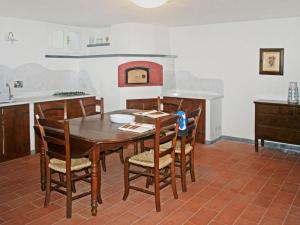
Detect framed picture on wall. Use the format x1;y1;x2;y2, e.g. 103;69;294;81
259;48;284;75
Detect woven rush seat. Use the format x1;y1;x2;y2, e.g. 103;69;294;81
160;141;193;154
129;150;172;169
49;158;91;173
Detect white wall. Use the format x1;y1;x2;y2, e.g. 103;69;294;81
78;57;175;112
0;16;80;70
0;16;110;97
0;17;174;109
169;17;300;140
110;23;170;54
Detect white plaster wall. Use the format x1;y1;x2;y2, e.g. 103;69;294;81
78;57;175;112
0;17;175;111
110;23;170;54
0;16;79;70
0;16;111;97
169;17;300;140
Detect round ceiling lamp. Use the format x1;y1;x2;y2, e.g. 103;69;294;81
130;0;169;8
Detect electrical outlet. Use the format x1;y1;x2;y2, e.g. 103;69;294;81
14;80;23;88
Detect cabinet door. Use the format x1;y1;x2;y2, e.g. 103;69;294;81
3;104;30;160
0;108;3;162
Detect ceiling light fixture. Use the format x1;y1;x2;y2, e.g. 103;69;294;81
130;0;169;8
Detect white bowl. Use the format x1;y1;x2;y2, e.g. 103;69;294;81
110;114;135;124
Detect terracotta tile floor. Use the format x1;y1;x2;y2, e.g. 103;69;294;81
1;140;300;225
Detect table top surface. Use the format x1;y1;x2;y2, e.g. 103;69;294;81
68;109;175;144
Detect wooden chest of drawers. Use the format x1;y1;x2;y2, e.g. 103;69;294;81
254;100;300;151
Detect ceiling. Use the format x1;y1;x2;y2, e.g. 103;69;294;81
0;0;300;27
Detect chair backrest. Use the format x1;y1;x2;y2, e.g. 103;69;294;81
79;97;104;117
184;107;202;147
157;97;183;113
126;98;159;110
37;101;67;120
37;117;71;163
153;116;180;167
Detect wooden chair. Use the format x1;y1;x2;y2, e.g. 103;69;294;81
123;116;180;212
157;97;183;113
36;118;101;218
36;101;67;120
79;97;104;118
36;101;68;191
160;108;201;192
78;97;124;172
126;98;159;110
141;97;183;151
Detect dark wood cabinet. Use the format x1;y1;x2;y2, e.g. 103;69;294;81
0;104;30;162
254;100;300;151
0;110;3;162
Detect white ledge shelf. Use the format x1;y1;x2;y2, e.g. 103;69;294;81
86;43;110;47
45;54;178;59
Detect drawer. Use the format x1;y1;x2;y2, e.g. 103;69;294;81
256;125;300;145
256;114;300;129
256;104;296;116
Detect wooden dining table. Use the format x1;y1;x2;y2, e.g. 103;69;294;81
35;109;176;216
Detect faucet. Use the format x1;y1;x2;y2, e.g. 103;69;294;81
6;83;13;100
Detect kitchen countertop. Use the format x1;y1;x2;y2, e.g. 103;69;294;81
0;94;95;107
162;90;223;100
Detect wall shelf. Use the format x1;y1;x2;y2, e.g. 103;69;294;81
45;53;178;59
87;43;110;47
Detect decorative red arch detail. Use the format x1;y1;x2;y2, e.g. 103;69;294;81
118;61;163;87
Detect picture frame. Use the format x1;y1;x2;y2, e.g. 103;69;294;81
259;48;284;75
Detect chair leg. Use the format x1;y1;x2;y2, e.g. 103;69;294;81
97;163;102;204
145;168;152;188
84;168;90;175
71;173;76;193
190;151;196;182
123;159;130;200
59;173;64;183
66;172;72;218
119;147;124;164
134;142;139;154
101;153;107;172
140;141;144;153
180;153;187;192
154;168;161;212
170;163;178;199
44;167;51;207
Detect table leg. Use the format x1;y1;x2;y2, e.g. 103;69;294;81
91;146;100;216
261;139;264;147
40;146;46;191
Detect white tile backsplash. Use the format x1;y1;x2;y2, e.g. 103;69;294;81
0;63;95;99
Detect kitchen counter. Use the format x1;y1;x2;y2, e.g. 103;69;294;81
162;90;223;143
0;94;95;107
162;90;223;100
0;94;96;151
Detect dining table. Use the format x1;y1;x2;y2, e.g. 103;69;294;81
35;109;177;216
